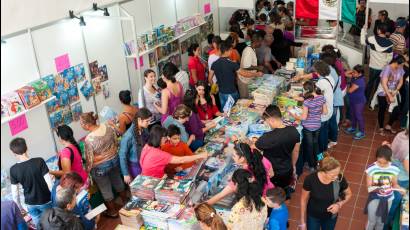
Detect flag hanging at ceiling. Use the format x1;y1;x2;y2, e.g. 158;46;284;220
341;0;356;25
296;0;339;20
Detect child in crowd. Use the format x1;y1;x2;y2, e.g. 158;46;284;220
255;13;267;31
344;65;367;140
9;138;53;227
194;203;227;230
264;187;289;230
365;145;406;230
162;104;195;146
161;125;195;176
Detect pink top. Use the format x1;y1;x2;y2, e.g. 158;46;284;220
228;157;274;196
335;59;346;90
161;83;184;124
60;144;87;184
140;145;173;178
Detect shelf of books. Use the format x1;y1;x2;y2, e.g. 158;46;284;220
1;96;56;125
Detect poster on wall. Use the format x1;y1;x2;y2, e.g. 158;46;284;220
99;65;108;82
102;82;110;99
74;63;86;83
79;80;95;100
9;114;28;136
70;101;82;121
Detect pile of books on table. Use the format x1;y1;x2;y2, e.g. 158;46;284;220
140;200;185;229
168;207;200;230
154;178;193;204
129;175;161;200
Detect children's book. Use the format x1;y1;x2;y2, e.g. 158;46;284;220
74;63;86;83
46;98;59;114
62;67;77;89
16;86;41;109
99;65;108;82
41;75;56;93
70;102;82;121
79;80;94;100
57;91;70;107
62;106;73;125
49;110;63;129
54;73;66;93
30;79;53;101
68;86;79;103
1;100;9;119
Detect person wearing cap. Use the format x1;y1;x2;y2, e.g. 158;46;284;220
390;18;407;56
373;10;395;37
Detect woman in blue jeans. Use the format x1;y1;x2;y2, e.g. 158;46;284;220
300;157;352;230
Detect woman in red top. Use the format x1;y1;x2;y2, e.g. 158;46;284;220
188;43;207;87
195;81;223;121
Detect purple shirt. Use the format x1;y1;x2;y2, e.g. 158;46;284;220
348;76;366;104
283;31;295;42
1;200;27;230
184;112;205;141
378;65;405;96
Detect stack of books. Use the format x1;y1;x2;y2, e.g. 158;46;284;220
140;200;185;229
129;175;161;200
154;178;193;204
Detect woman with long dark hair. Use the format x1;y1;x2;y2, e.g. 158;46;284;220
117;90;138;134
195;80;223;121
50;125;87;185
154;62;184;124
188;43;207;87
226;169;268;230
207;143;273;205
119;108;152;184
138;69;161;124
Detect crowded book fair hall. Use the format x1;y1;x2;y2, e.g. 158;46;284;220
1;0;409;229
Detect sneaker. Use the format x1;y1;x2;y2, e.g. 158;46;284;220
344;127;356;135
353;131;366;140
328;141;337;149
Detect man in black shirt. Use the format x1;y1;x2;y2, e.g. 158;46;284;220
255;105;300;197
208;40;263;108
9;138;52;227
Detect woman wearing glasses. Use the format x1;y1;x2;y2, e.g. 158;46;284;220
300;157;352;230
206;142;273;205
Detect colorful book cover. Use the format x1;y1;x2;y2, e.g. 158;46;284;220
62;67;77;89
73;63;85;82
46;98;59;114
68;86;79;103
49;110;63;129
16;86;41;109
92;77;102;94
102;83;110;99
79;80;94;100
99;65;108;82
30;79;53;101
89;61;99;80
57;91;70;107
41;75;56;93
62;106;73;125
54;73;66;93
70;102;82;121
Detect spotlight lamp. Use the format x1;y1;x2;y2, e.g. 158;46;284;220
92;3;110;16
69;10;86;26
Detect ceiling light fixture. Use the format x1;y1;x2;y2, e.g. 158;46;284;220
92;3;110;16
69;10;86;26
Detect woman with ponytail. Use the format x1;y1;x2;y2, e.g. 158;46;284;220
227;169;268;230
206;142;274;205
194;203;227;230
291;80;328;176
119;108;152;184
50;125;87;185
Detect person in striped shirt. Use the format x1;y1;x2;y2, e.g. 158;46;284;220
390;18;407;56
291;81;328;175
364;145;406;230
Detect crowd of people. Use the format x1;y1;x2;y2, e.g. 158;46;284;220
2;1;409;230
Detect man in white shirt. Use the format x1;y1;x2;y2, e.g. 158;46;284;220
238;32;264;98
314;61;335;154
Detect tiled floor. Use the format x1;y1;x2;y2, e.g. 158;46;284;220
97;109;398;230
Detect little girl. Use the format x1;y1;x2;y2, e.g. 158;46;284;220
291;80;327;175
344;65;366;140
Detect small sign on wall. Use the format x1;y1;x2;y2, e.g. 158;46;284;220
9;114;28;136
204;3;211;14
54;54;71;73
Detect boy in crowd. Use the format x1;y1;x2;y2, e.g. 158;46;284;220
208;40;263;108
9;138;53;227
264;187;289;230
161;125;195;176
